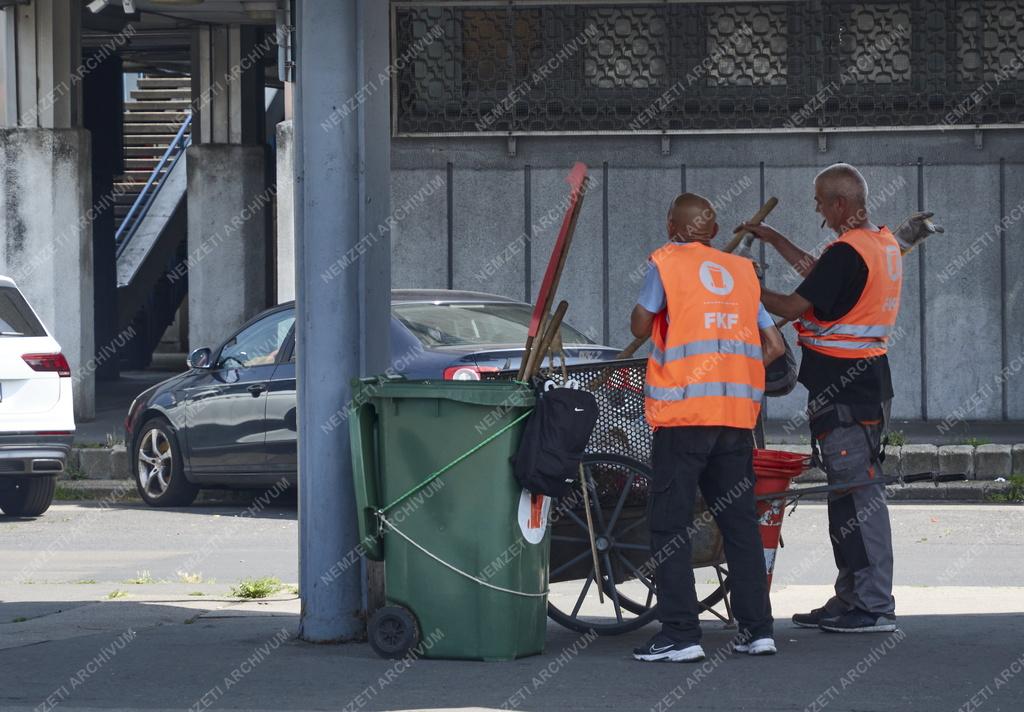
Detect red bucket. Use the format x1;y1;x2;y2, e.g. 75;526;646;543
753;449;809;588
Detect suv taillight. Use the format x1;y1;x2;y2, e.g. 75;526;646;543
23;352;71;377
443;365;499;381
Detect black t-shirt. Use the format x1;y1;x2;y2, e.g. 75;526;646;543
794;242;894;410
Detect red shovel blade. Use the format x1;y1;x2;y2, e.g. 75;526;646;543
527;162;588;337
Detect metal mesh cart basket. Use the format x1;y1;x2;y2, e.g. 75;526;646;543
488;358;732;635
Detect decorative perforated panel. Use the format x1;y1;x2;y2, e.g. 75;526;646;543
705;4;788;87
392;1;1024;134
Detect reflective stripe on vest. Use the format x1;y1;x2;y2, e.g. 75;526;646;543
645;382;765;402
796;319;893;339
650;338;763;366
797;336;886;351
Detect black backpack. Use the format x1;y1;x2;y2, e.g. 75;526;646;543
512;386;599;497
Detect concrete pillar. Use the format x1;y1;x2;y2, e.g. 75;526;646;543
83;53;123;382
0;1;94;420
295;0;391;643
275;119;294;303
187;25;272;348
186;144;269;350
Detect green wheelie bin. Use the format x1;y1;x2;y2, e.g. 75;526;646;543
349;377;550;661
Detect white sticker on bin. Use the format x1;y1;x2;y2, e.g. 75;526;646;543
517;489;551;544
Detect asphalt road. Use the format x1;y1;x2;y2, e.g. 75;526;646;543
1;501;1021;711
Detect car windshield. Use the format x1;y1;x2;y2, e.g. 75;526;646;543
393;302;593;348
0;286;45;337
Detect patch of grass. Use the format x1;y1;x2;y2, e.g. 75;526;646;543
73;579;97;584
883;430;907;447
107;589;129;599
125;570;156;585
54;484;139;502
283;584;299;596
177;571;204;584
987;475;1024;503
188;591;206;597
11;617;27;623
62;464;87;481
961;437;990;447
230;577;283;599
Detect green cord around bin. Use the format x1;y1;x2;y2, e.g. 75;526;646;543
376;408;534;515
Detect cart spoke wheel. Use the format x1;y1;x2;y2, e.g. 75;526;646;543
550;548;592;579
547;454;661;636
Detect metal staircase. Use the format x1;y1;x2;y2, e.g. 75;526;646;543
114;74;192;369
115;75;192;234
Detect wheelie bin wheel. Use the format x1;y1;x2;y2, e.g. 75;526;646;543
368;605;421;659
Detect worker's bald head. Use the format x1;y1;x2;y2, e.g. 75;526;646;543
814;163;871;233
667;193;718;244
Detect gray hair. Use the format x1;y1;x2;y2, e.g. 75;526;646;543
814;163;868;205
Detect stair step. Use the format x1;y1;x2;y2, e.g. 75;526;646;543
125;123;186;135
124;146;174;157
125;158;168;170
115;172;168;184
122;111;189;123
131;88;191;101
125;100;192;111
124;133;188;145
137;77;191;89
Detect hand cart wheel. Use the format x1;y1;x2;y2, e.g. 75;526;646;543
546;454;729;635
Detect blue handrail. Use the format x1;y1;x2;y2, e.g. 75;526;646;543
115;114;192;259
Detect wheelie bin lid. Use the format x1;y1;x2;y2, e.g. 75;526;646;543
351;377;535;408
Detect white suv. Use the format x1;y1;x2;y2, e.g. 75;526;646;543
0;276;75;517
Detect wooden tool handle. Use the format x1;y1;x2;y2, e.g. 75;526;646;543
723;196;778;254
616;335;647;359
524;300;569;380
590;334;648;390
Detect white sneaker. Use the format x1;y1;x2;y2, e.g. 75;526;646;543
733;637;777;656
633;636;706;663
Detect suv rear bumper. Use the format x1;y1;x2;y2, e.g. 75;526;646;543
0;433;73;477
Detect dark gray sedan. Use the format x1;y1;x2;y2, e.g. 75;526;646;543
125;289;618;506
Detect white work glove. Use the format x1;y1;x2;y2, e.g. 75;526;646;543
893;211;944;253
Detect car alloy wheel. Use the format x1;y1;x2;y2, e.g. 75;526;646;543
137;427;174;497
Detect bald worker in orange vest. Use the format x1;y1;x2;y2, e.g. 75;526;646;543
631;193;785;662
743;163;902;634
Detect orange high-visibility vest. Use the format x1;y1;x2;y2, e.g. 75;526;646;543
793;227;903;359
644;242;765;429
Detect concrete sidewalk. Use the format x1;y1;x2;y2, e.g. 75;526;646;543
1;587;1022;711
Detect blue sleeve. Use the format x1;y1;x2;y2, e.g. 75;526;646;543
757;303;774;329
636;262;666;313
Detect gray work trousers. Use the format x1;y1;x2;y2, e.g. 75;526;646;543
811;402;896;616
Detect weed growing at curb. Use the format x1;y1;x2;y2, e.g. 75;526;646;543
230;577;283;599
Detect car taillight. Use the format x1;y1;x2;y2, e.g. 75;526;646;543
22;352;71;377
443;365;500;381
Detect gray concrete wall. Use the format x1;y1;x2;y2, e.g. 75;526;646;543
186;143;268;350
390;130;1024;424
0;128;94;419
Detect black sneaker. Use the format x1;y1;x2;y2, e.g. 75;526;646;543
792;606;842;628
819;609;897;633
633;633;705;662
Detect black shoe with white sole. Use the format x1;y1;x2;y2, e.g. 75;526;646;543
819;609;897;633
792;606;844;629
633;633;706;663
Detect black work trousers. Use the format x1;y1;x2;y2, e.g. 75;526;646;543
649;425;773;644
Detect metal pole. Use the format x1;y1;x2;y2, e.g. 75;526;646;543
295;0;362;642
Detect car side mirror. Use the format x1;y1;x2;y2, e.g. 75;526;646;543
187;347;213;370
